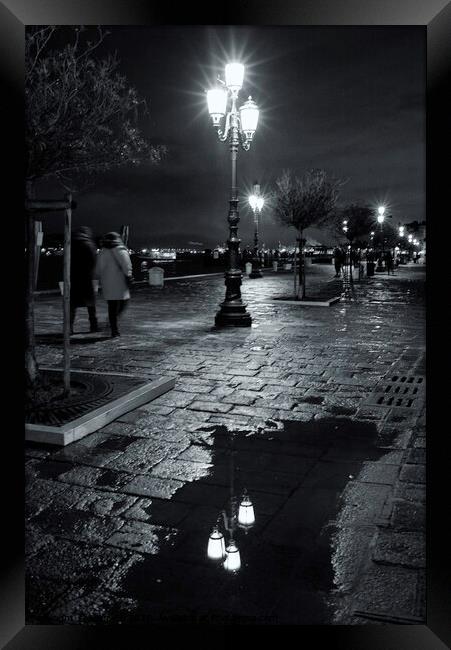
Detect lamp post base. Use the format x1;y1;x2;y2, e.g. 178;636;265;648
215;302;252;327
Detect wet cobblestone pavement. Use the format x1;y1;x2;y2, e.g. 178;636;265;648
26;263;426;624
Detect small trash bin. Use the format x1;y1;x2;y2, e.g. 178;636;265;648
273;261;278;272
245;262;252;276
366;261;375;277
283;263;292;271
148;266;164;287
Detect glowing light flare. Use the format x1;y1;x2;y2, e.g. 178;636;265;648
248;194;258;211
207;87;228;125
225;62;245;91
240;96;259;138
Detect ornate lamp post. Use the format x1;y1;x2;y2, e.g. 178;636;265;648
206;63;260;327
341;221;353;301
248;186;264;278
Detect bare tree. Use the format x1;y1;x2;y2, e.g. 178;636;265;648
25;26;165;394
333;203;375;246
273;169;343;299
372;221;399;250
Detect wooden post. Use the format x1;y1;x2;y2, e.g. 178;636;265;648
63;194;72;395
33;221;43;290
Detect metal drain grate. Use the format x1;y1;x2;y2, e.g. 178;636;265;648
389;375;424;385
376;394;415;407
25;369;145;426
369;375;425;408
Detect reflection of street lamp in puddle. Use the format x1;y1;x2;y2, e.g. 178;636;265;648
207;434;255;572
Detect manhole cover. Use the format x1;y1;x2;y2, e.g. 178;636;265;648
26;369;145;426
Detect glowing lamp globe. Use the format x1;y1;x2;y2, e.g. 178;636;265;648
378;206;385;216
207;87;228;126
225;62;245;91
238;493;255;528
240;96;259;140
249;194;258;211
377;215;384;224
256;197;264;211
207;527;226;560
223;540;241;572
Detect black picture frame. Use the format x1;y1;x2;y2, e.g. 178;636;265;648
2;1;450;647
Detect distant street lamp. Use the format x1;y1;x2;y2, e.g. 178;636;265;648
248;185;264;278
399;225;405;237
342;221;354;290
206;62;260;327
376;206;386;270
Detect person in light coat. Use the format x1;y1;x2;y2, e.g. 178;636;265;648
97;232;133;337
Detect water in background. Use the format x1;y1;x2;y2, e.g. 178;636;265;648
35;254;227;291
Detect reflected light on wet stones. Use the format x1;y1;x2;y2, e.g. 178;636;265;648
238;490;255;528
223;539;241;572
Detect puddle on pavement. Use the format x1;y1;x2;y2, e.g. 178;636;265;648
110;416;391;624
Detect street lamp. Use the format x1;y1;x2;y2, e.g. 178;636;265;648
206;62;260;327
248;184;264;278
399;225;405;237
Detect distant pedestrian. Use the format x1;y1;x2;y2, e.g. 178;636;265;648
333;246;344;277
385;250;395;275
70;226;99;334
97;232;133;338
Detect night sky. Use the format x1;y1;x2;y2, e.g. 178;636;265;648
40;26;425;249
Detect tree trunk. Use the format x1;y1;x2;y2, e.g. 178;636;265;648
63;195;72;396
297;232;305;300
293;240;298;297
25;180;38;393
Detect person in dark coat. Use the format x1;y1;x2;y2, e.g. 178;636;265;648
333;246;344;277
70;226;99;334
385;250;395;275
